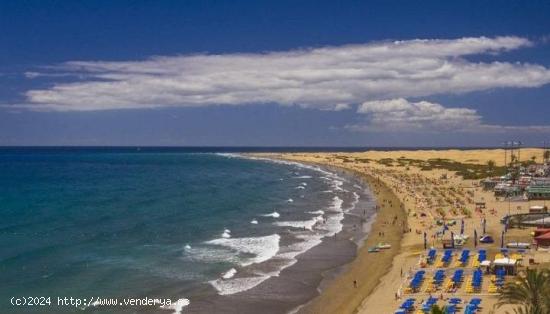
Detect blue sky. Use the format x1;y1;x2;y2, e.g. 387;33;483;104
1;0;550;146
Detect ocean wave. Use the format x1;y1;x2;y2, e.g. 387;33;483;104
281;234;323;259
250;219;258;224
329;196;344;212
287;198;294;203
306;210;324;215
331;179;344;191
208;153;358;296
262;211;280;218
221;229;231;238
222;268;237;279
274;215;323;231
210;275;270;296
317;212;344;236
345;192;360;212
205;234;280;266
214;153;241;159
295;186;305;190
160;298;190;314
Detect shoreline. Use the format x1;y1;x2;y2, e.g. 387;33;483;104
182;155;380;314
254;154;408;314
269;149;550;314
294;164;407;314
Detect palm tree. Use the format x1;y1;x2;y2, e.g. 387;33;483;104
487;160;496;174
430;305;445;314
510;154;518;167
496;269;550;314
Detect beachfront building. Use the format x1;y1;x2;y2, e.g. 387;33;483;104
527;178;550;200
494;183;521;197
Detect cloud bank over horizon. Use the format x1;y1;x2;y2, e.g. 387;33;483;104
8;36;550;133
351;98;550;133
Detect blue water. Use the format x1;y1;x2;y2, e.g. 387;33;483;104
0;149;367;313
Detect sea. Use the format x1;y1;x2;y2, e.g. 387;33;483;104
0;148;377;314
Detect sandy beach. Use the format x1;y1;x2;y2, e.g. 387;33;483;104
262;148;550;314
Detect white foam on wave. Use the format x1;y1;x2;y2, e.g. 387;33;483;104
160;298;190;314
221;229;231;238
206;234;281;266
349;192;360;211
222;268;237;279
280;234;323;260
250;219;258;224
274;215;323;231
207;234;282;295
307;210;324;215
294;175;312;179
287;198;294;203
210;275;270;295
184;244;191;250
315;196;345;236
295;186;305;190
329;196;344;212
262;211;280;218
332;179;344;191
319;212;344;236
215;153;240;159
209;153;360;296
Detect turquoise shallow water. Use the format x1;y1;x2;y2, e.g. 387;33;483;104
0;149;368;313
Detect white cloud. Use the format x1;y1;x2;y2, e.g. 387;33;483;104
351;98;550;133
13;36;550;111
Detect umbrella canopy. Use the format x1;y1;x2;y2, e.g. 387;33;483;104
494;258;517;266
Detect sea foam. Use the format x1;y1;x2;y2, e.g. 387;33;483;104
206;234;281;266
210;275;270;295
262;211;280;218
274;215;323;231
221;229;231;238
222;268;237;279
160;298;190;314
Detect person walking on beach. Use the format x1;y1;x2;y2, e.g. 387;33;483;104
353;280;358;288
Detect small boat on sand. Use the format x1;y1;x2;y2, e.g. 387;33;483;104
368;247;380;253
376;242;392;249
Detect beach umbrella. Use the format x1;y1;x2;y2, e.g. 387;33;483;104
474;229;478;247
423;232;427;250
482;218;486;234
460;219;464;235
